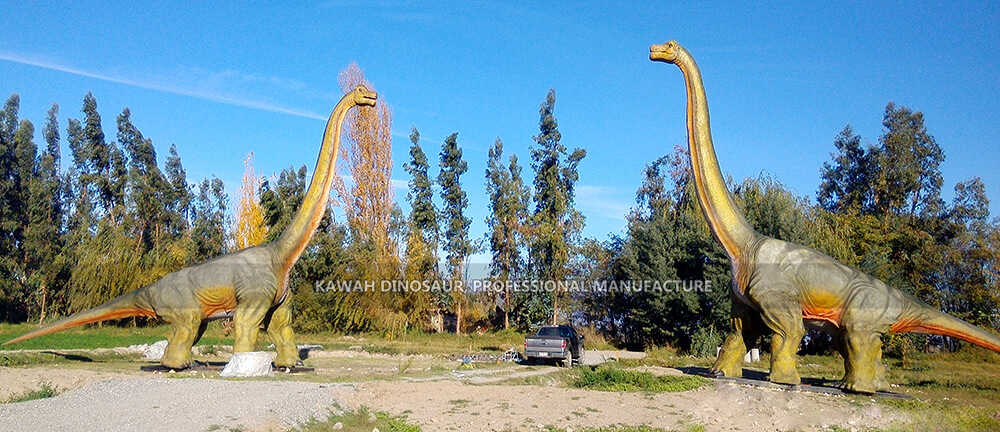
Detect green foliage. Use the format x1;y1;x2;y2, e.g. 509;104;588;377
3;381;60;404
485;137;531;329
0;92;227;324
528;89;586;325
291;406;421;432
402;127;439;257
438;132;471;278
585;150;730;350
573;365;706;393
689;327;723;358
189;177;228;262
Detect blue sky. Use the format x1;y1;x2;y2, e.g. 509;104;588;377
2;2;999;264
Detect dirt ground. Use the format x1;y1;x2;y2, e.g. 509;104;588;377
0;349;903;432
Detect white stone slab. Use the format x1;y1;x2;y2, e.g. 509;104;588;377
220;351;275;377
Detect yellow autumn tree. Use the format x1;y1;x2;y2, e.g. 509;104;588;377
233;152;267;250
332;63;398;269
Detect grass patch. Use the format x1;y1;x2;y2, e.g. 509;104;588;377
291;405;420;432
3;381;60;403
0;322;231;350
0;350;141;367
544;425;699;432
573;366;706;393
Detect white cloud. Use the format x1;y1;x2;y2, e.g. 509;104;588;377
575;184;629;223
0;51;328;120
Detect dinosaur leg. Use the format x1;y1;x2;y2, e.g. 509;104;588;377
233;298;271;353
711;299;759;377
192;320;209;345
757;295;805;385
161;312;202;369
841;329;884;394
265;297;299;368
835;330;889;393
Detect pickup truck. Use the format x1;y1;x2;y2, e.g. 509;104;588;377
523;325;584;366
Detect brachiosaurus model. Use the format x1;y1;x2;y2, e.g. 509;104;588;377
649;40;1000;394
3;85;378;370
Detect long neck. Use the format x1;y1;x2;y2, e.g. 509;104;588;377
674;48;757;259
273;97;354;269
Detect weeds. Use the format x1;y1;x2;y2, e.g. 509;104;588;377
291;406;420;432
573;366;706;393
3;381;60;403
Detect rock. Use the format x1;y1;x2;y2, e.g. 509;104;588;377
144;340;169;361
220;351;275;377
332;422;343;430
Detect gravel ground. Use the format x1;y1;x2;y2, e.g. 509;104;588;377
0;377;350;432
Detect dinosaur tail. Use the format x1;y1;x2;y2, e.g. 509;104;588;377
894;307;1000;353
2;289;155;346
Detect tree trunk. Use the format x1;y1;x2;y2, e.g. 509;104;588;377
504;291;510;330
552;293;559;325
38;283;47;325
455;303;462;334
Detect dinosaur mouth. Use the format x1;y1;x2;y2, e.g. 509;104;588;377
649;42;678;62
358;92;378;106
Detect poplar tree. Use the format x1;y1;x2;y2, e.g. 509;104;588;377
528;89;586;325
164;144;191;238
118;108;168;249
189;177;228;261
27;104;66;322
403;127;439;258
233;153;267;249
438;132;471;333
403;128;440;329
485;137;529;329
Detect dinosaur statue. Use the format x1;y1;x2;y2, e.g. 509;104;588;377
649;40;1000;394
3;85;378;370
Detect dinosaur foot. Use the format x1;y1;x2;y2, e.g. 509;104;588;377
768;369;801;386
835;377;876;395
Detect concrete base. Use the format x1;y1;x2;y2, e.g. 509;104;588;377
220;352;275;377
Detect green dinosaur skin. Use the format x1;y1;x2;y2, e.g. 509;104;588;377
650;41;1000;394
3;86;378;370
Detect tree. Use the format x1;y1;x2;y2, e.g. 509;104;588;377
163;144;191;239
333;63;397;270
118;108;169;250
189;177;228;262
438;132;471;333
402;128;440;330
26;104;66;323
942;178;999;330
485;137;530;329
403;127;439;260
817;125;876;213
233;153;267;250
528;89;586;325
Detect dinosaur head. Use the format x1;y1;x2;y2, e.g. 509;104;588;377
351;85;378;107
649;41;681;64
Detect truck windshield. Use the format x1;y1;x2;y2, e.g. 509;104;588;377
537;327;560;336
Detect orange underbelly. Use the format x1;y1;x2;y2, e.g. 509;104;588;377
197;286;237;317
802;290;843;326
802;305;842;326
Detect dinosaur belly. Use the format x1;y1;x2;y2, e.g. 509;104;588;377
802;290;843;327
197;286;237;318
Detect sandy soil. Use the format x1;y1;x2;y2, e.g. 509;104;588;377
0;352;903;432
340;379;898;432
